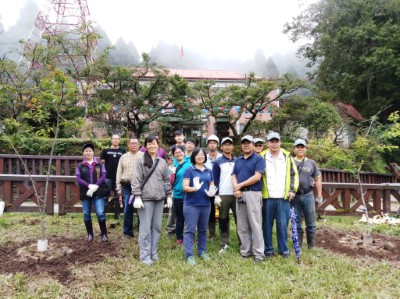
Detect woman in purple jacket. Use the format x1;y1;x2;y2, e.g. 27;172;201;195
76;143;110;242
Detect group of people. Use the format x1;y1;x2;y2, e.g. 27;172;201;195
75;130;322;266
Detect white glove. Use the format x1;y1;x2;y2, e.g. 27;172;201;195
193;177;204;191
133;195;144;209
205;185;218;197
315;197;323;204
214;195;222;207
167;196;173;208
86;189;94;197
88;184;99;193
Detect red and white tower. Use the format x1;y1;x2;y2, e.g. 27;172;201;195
21;0;96;69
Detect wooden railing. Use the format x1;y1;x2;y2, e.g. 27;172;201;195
0;154;399;215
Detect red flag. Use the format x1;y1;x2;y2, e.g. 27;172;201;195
179;46;184;59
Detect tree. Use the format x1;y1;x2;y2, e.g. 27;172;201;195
284;0;400;120
109;37;140;66
265;57;279;78
93;53;198;137
191;73;304;142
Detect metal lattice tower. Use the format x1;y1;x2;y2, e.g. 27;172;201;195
21;0;97;70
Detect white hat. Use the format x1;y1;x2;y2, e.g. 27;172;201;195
221;137;233;144
267;132;281;141
254;138;265;144
294;139;307;147
241;135;254;143
206;134;219;144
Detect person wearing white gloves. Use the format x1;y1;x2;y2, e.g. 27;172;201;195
212;137;238;252
131;136;171;266
182;147;217;266
76;143;110;242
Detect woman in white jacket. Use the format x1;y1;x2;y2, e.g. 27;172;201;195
131;135;171;266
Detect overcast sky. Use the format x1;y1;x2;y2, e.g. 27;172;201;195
1;0;315;62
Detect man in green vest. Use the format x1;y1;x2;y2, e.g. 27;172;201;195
261;132;298;258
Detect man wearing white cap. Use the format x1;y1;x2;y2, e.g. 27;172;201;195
204;134;222;240
261;132;298;258
212;137;237;252
232;135;266;263
293;138;322;249
254;138;265;155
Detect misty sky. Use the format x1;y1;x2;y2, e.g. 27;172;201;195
1;0;316;62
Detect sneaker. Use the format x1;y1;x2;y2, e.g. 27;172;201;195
124;234;133;239
219;244;229;253
186;256;196;266
142;259;153;266
253;258;264;264
199;252;211;261
280;252;290;259
176;239;183;245
265;252;275;259
151;255;159;261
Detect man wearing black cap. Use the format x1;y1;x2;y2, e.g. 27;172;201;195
261;132;298;259
293;138;322;249
232;135;266;263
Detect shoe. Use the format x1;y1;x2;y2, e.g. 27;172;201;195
87;234;94;242
219;244;229;253
240;254;252;258
124;234;133;239
253;258;264;264
102;235;109;242
152;256;159;261
186;256;196;266
280;253;290;259
176;239;183;245
142;259;154;266
199;252;211;261
265;252;275;259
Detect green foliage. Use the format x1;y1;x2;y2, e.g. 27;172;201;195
92;53;198;137
284;0;400;120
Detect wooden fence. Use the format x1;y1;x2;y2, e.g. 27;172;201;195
0;154;399;215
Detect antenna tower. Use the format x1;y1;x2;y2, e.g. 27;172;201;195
21;0;96;70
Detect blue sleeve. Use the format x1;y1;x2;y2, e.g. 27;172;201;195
255;156;265;174
212;161;221;188
183;166;192;180
232;160;238;176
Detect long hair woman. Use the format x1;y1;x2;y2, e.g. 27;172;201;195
182;147;217;266
131;135;171;266
75;143;109;242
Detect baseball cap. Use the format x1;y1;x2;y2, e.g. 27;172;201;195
254;138;265;144
267;132;281;141
174;130;184;136
294;139;307;147
241;135;254;143
206;134;219;144
82;143;94;152
221;137;233;144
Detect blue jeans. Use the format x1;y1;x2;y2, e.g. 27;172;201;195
262;198;290;255
122;185;134;236
174;198;184;241
293;191;316;235
183;204;211;259
82;196;106;221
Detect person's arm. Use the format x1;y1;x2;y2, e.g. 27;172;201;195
163;161;172;196
96;164;107;186
212;162;221;195
314;176;322;198
231;174;242;198
115;157;123;194
233;172;263;191
100;149;106;165
288;156;298;200
131;159;143;196
75;165;89;187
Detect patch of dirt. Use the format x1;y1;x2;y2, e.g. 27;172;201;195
0;236;124;284
317;226;400;263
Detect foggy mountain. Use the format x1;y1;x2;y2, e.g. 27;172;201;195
1;0;310;78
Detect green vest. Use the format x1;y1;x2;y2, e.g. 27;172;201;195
260;148;299;199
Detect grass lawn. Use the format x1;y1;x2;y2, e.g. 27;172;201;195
0;212;399;298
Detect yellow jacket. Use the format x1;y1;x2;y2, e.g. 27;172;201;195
260;148;299;199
